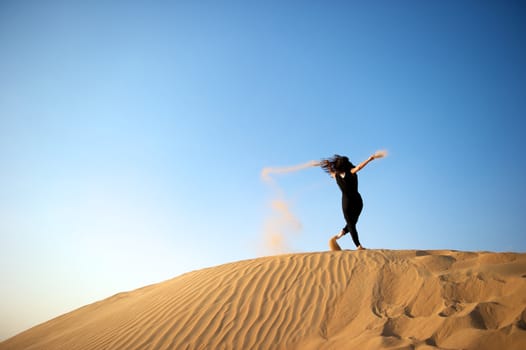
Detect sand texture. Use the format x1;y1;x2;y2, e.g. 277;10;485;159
2;250;526;350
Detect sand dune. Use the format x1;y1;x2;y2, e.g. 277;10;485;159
1;250;525;350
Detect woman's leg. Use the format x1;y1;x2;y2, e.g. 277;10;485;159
343;200;363;248
347;222;362;247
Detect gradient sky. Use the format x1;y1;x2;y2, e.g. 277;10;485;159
1;0;525;340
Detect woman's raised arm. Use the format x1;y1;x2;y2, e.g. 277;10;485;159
351;150;387;174
350;155;375;174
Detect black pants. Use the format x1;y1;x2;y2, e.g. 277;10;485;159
342;194;363;247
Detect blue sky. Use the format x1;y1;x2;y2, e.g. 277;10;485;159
1;0;525;340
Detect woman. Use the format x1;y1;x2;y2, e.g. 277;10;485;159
320;153;380;250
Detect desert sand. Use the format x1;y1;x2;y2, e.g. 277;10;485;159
1;250;525;350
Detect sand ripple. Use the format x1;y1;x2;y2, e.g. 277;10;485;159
1;250;525;350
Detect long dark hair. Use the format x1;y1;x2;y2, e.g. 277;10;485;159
320;154;355;174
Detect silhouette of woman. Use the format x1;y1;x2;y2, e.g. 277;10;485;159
320;153;380;250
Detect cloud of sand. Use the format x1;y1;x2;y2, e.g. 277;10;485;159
260;160;318;255
262;199;302;254
261;160;319;183
373;149;388;159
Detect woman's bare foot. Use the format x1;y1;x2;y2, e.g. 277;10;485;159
335;230;346;239
357;245;366;250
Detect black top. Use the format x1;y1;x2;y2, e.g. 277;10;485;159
335;169;359;197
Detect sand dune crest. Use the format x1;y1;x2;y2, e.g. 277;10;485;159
1;250;525;350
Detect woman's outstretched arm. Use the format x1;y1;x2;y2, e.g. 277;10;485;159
350;155;374;174
351;153;378;174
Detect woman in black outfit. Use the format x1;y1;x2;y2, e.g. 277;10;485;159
320;153;380;250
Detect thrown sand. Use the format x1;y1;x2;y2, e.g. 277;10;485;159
1;250;525;350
